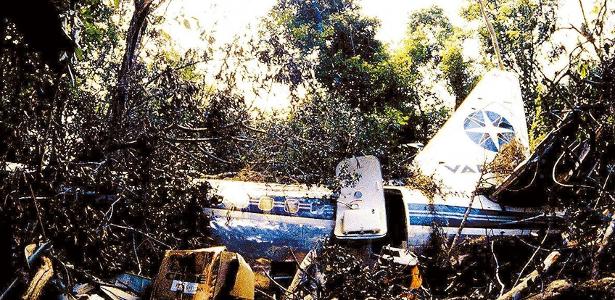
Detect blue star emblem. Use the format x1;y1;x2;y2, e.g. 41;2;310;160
464;110;515;152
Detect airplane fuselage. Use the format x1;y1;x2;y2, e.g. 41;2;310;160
202;180;547;262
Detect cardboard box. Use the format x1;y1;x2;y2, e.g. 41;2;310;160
150;246;254;300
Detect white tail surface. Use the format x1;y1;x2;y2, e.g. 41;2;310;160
412;70;529;197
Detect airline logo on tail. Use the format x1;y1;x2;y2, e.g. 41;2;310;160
464;110;515;152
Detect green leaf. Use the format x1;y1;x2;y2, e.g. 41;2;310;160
579;63;589;79
75;47;84;61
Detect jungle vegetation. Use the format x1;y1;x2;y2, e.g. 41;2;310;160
0;0;613;299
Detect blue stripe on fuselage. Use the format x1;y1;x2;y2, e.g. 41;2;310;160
407;203;545;229
210;196;336;220
204;201;547;261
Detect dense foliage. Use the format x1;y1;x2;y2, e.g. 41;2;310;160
0;0;613;299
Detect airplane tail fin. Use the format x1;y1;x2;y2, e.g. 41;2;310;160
412;70;529;197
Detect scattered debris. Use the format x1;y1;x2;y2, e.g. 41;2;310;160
150;246;255;300
22;244;54;300
2;243;259;300
497;251;560;300
99;285;140;300
379;245;419;267
114;273;152;295
0;242;51;300
284;241;423;300
69;282;141;300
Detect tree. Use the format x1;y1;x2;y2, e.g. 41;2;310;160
461;0;559;122
396;6;478;109
265;0;411;112
0;0;229;280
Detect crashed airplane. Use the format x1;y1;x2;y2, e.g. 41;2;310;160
201;70;559;273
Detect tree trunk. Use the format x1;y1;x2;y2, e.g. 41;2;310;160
110;0;155;133
591;213;615;279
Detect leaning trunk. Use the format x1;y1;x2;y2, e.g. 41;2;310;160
109;0;155;134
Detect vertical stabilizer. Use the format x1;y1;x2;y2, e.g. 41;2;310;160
412;70;529;197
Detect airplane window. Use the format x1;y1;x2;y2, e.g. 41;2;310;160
284;198;300;214
258;196;274;212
